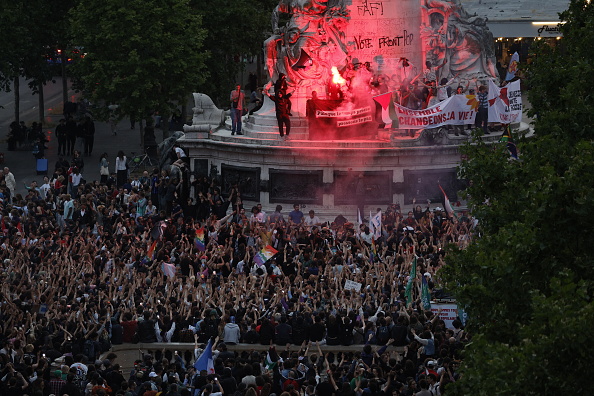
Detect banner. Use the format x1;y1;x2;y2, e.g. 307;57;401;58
344;279;362;292
394;95;478;129
316;107;371;118
488;80;522;123
337;115;372;127
430;303;460;329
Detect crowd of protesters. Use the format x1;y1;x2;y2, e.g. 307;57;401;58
0;163;474;396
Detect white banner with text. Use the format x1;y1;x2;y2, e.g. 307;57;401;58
394;95;478;129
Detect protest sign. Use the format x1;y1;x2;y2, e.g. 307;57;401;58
431;303;461;329
344;279;362;292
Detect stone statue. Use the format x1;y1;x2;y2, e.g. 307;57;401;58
421;0;498;81
264;0;350;93
158;131;185;169
183;93;226;133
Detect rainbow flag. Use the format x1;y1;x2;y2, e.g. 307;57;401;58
161;262;176;278
194;227;206;252
254;245;278;267
147;240;157;259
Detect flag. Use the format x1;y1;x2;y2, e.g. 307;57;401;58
147;240;157;259
264;346;280;370
151;221;166;240
488;79;522;124
254;245;278;267
499;124;519;160
405;256;417;306
161;262;176;278
280;297;290;312
421;275;432;310
370;210;382;239
357;208;363;226
438;184;456;219
373;91;394;126
194;338;215;373
194;227;206;252
505;51;520;81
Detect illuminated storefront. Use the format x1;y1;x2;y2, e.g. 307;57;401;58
460;0;569;76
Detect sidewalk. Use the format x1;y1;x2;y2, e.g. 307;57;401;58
4;114;160;197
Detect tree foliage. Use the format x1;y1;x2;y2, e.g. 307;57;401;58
440;1;594;394
70;0;207;123
192;0;277;106
0;0;68;121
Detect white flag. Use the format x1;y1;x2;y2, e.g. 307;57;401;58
370;210;382;239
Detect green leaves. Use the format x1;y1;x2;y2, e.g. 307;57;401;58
441;1;594;394
70;0;207;122
193;0;277;105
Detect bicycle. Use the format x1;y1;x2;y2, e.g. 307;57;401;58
128;151;158;172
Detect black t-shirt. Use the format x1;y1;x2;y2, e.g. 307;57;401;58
316;381;335;396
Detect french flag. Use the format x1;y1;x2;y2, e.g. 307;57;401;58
194;338;215;373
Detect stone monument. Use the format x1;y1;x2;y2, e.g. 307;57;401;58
180;0;511;219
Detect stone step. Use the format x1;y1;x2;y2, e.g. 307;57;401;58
239;130;309;140
224;117;308;132
209;132;395;148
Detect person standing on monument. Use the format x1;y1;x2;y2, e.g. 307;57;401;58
266;74;293;139
230;84;245;135
267;89;293;139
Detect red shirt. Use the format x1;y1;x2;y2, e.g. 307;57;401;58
121;320;138;343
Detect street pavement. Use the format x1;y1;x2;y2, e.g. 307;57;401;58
2;103;153;198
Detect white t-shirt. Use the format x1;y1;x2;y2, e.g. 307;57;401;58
40;183;51;198
71;173;83;187
304;215;321;227
175;147;186;158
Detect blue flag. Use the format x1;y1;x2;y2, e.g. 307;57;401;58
194;338;215;373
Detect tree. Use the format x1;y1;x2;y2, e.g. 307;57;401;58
0;1;49;123
70;0;207;143
193;0;277;106
0;0;74;124
440;1;594;395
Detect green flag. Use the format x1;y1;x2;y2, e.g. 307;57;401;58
405;256;417;306
421;274;431;310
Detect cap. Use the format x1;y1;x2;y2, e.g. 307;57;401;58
149;372;158;378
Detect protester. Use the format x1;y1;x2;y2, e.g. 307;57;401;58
0;170;472;396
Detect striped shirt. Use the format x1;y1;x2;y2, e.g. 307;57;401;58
478;92;489;109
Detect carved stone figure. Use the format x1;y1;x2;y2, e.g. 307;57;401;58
158;131;185;169
421;0;498;81
265;0;350;93
183;93;226;133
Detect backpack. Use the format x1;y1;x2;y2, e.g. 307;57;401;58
83;339;96;360
376;325;390;344
202;318;219;340
178;328;194;343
